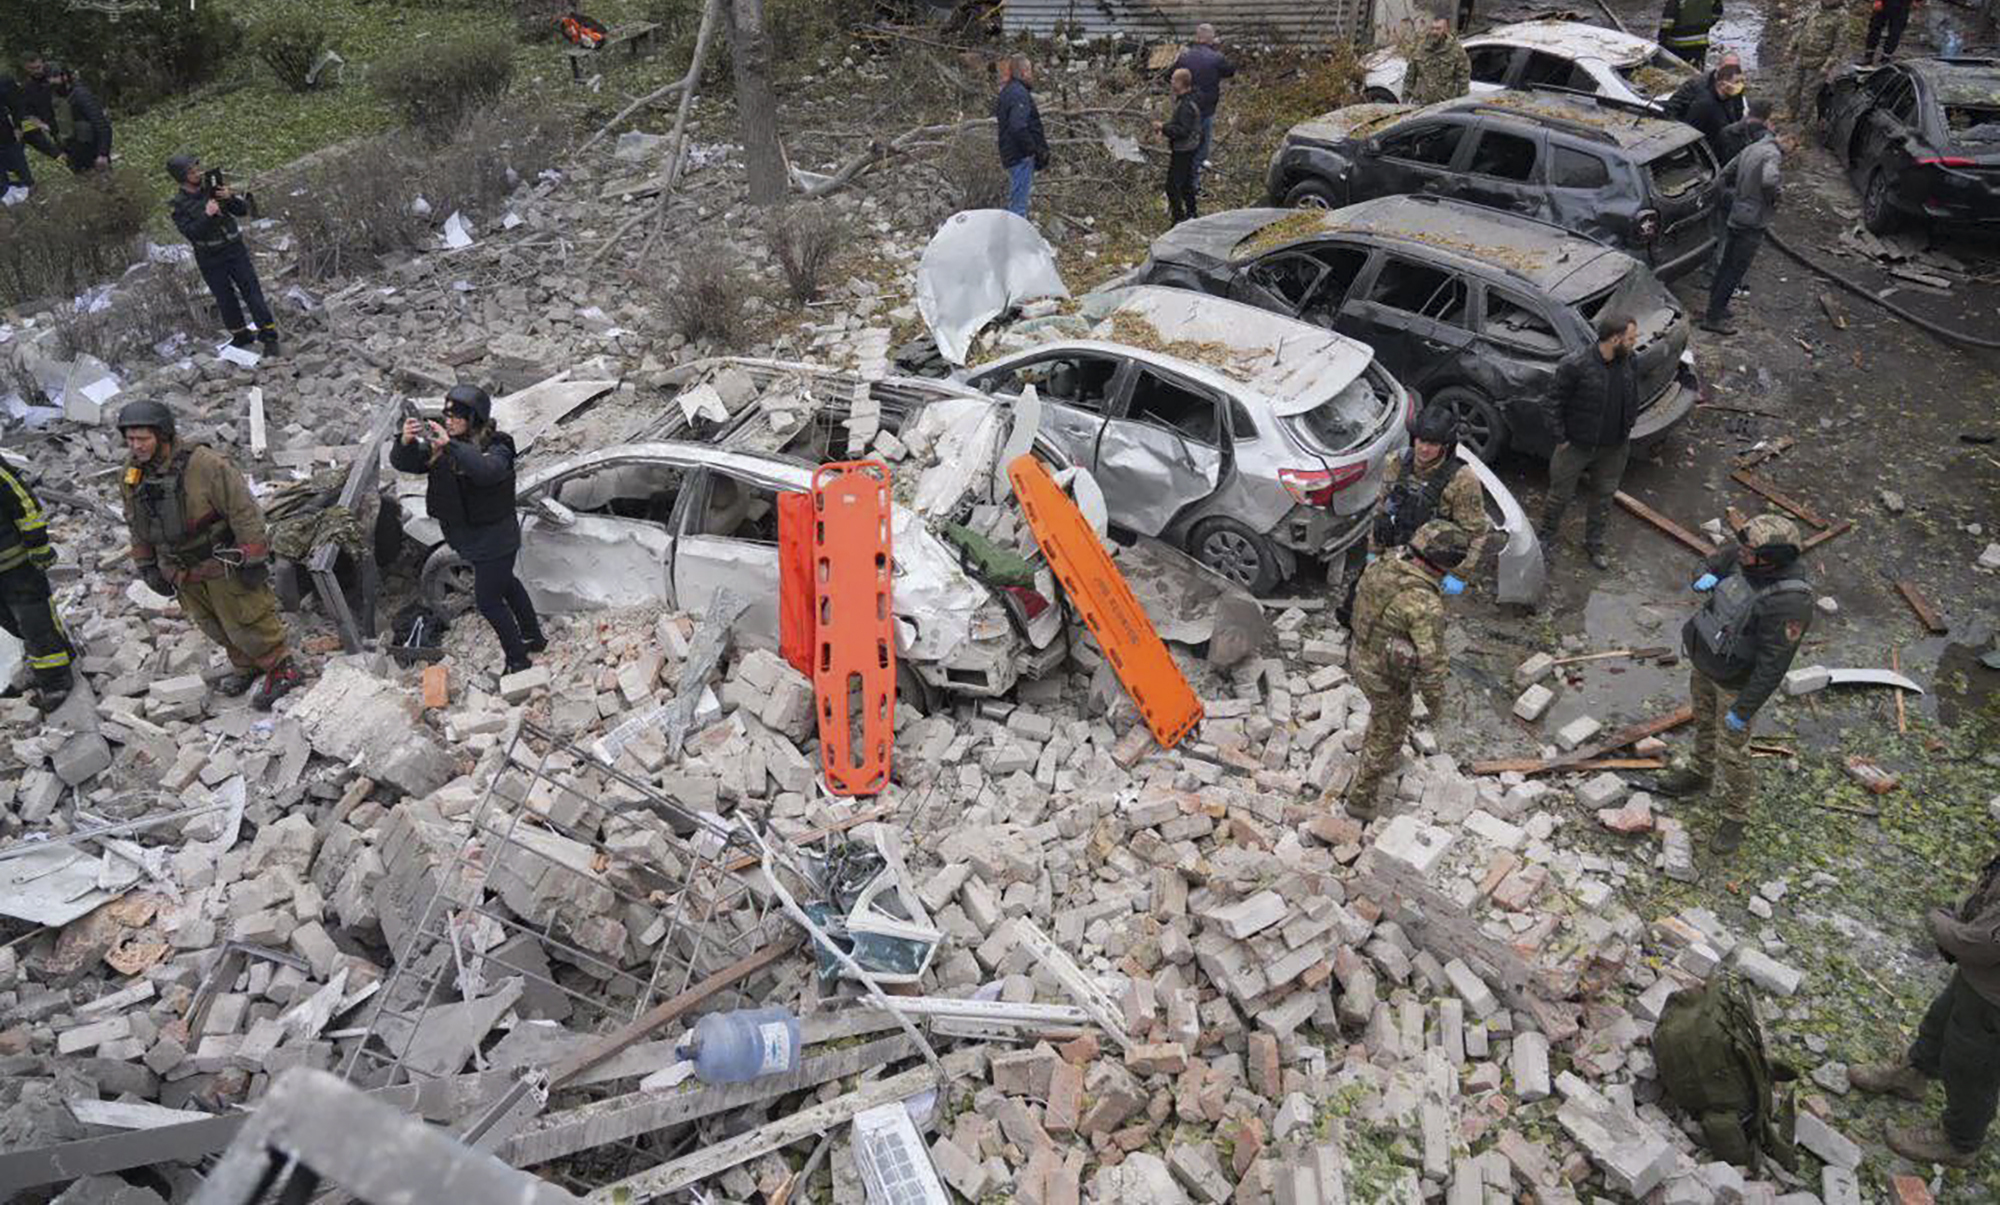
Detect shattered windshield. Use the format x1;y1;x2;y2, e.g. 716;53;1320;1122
1286;368;1388;452
1646;142;1713;198
1944;105;2000;143
1616;50;1697;95
1574;264;1673;329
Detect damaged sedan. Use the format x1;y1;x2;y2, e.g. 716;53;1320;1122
1818;54;2000;234
1363;19;1697;110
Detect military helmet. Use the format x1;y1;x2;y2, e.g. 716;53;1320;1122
1738;512;1801;564
444;383;493;426
115;399;177;441
1408;401;1459;451
166;153;200;183
1408;519;1470;570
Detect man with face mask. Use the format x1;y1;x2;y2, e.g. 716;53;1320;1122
1655;513;1812;858
1538;313;1639;571
1333;519;1469;822
1664;58;1747;158
1403;15;1471;106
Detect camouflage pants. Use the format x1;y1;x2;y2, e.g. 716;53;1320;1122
1348;680;1413;809
1689;667;1755;821
176;573;289;671
1782;65;1825;120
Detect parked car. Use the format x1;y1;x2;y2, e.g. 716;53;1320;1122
1818;54;2000;233
1265;90;1721;277
1363;19;1698;109
1127;196;1699;464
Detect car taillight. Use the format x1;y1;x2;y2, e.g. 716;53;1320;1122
1636;208;1660;241
1918;156;1974;168
1404;388;1420;425
1280;464;1366;507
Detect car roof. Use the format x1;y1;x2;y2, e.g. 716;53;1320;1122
1290;89;1701;153
1900;56;2000;105
1227;197;1624;292
1472;18;1662;66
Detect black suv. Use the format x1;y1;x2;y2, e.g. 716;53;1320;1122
1266;90;1721;278
1128;196;1698;463
1819;55;2000;233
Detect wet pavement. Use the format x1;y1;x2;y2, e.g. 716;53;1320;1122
1447;0;2000;760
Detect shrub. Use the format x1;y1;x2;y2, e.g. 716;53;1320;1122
939;130;1007;217
250;5;334;94
0;0;242;114
659;253;750;348
0;168;152;309
47;263;204;363
764;206;848;306
373;30;517;141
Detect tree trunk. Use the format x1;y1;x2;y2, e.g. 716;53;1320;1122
728;0;786;205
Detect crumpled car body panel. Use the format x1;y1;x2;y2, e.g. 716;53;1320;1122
1454;445;1545;606
916;209;1070;366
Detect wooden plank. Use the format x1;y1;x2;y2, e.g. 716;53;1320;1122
1803;519;1853;550
1730;469;1828;529
1549;646;1671;668
1732;437;1794;470
1614;492;1714;556
1892;648;1908;734
1724;505;1749;532
586;1049;985;1202
1468;756;1665;774
1473;706;1695;778
1895;580;1947;634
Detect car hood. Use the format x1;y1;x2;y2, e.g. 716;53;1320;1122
1288;103;1412;146
1148;208;1298;270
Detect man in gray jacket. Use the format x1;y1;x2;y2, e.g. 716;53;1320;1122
1702;99;1780;336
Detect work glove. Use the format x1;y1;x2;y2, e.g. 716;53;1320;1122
1724;710;1747;732
140;563;174;597
27;544;56;570
1693;572;1719;591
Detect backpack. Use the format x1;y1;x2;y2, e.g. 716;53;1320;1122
1653;974;1800;1172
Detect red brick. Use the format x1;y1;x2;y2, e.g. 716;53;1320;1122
1478;851;1522;897
1247;1031;1282;1098
1305;814;1364;847
1045;1058;1082;1134
1596;798;1654;834
420;663;449;709
1124;1041;1188;1075
1491;865;1549;912
1891;1175;1934;1205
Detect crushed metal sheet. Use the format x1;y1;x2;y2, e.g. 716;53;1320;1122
916;209;1069;366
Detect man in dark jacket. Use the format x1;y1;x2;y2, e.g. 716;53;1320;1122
1658;0;1722;67
168;154;279;354
1663;57;1746;156
1864;0;1916;63
1655;513;1811;856
45;64;109;173
1703;101;1780;335
994;55;1049;220
1537;313;1638;570
1171;24;1234;197
0;454;73;710
16;55;59;163
1158;68;1201;226
0;72;33;190
1851;851;2000;1168
391;385;545;675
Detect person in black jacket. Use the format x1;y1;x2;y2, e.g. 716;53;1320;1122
1158;68;1201;226
994;55;1049;220
0;454;73;710
45;64;109;173
167;154;279;354
0;72;34;190
16;55;59;164
1656;513;1812;858
1537;313;1639;570
1662;57;1746;157
1170;24;1234;197
391;385;545;676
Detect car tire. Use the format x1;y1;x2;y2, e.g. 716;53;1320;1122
894;663;937;716
1188;518;1283;595
419;545;476;618
1861;167;1901;235
1363;87;1399;104
1432;385;1509;462
1284;178;1340;209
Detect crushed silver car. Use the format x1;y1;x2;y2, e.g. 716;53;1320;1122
1363;19;1698;110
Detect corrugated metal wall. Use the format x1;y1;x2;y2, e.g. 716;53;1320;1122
1002;0;1372;48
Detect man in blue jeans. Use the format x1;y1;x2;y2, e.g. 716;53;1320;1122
994;55;1049;219
1172;24;1235;198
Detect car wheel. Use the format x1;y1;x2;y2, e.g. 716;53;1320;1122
419;546;476;618
1363;87;1398;104
894;662;937;716
1861;167;1901;235
1432;385;1508;462
1284;178;1339;209
1189;518;1283;595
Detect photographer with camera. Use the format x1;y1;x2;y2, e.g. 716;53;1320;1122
391;385;546;678
168;153;279;355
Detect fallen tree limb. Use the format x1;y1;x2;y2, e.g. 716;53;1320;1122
576;0;722;157
794;104;1150;201
591;0;723;267
1549;646;1671;668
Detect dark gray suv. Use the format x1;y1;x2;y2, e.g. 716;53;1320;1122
1266;90;1722;278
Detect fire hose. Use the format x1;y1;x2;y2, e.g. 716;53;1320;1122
1765;227;2000;351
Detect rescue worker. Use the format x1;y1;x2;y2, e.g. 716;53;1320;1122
1849;850;2000;1168
0;454;74;709
1334;520;1469;821
44;63;110;174
1782;0;1852;121
1654;513;1812;855
1158;67;1201;227
1371;402;1486;566
1658;0;1722;68
1538;313;1639;571
117;400;301;709
1403;15;1471;106
1663;57;1746;158
168;154;279;354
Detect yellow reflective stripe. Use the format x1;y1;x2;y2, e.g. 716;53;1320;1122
0;468;46;538
0;547;26;571
28;649;72;670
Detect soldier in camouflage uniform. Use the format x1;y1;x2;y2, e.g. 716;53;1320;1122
1655;514;1812;856
1403;16;1472;106
1781;0;1852;121
1370;403;1487;569
1336;520;1470;820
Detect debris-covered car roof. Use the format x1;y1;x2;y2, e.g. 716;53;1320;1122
1287;90;1705;156
1475;18;1670;66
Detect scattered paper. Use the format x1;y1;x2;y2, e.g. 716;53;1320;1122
217;343;263;367
640;1059;699;1093
441;211;474;251
410;195;432;217
502;212;523;230
80;376;121;406
1;185;27;206
677;383;730;425
145;242;193;264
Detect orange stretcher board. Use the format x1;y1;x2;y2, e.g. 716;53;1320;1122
811;461;895;797
1007;454;1204;750
777;490;815;679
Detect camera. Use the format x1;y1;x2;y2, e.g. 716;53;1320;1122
400;399;432;448
203;166;226;197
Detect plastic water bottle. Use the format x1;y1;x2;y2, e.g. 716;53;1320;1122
679;1006;801;1084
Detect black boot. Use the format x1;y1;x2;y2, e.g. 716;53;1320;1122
259;327;280;356
251;660;302;710
215;667;260;697
29;670;73;712
229;328;258;349
503;654;533;676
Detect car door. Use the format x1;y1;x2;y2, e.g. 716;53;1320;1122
1229;242;1371;329
1336;251;1476;393
1454;125;1547;217
1851;69;1923;186
669;466;788;650
516;456;682;611
1094;364;1227;537
962;351;1128;478
1363;118;1473;200
1474;285;1568;452
1518;49;1590;92
1827;67;1903;166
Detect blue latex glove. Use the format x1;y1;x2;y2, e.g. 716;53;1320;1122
1693;572;1719;592
1364;552;1378;564
1724;710;1747;732
1440;574;1466;596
